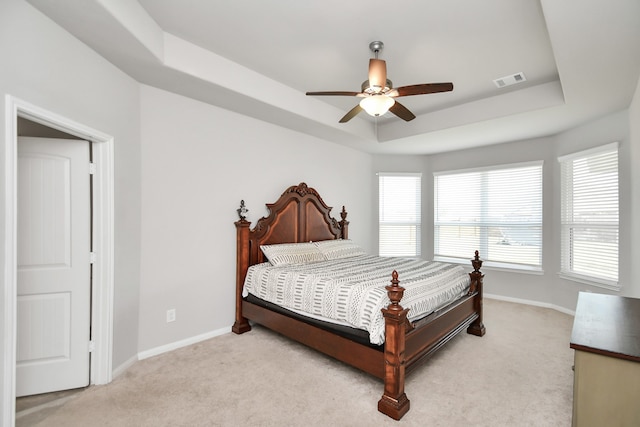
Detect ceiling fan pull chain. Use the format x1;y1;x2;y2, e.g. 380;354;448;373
375;116;379;139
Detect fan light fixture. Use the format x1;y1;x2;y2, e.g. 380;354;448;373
359;95;395;117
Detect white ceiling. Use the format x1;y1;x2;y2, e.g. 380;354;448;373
26;0;640;154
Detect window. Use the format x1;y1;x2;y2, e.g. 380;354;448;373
434;162;543;270
559;143;619;288
378;173;421;257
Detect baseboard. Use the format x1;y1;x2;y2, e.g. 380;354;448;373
114;296;572;378
111;354;138;380
137;326;231;361
109;327;232;380
485;293;576;316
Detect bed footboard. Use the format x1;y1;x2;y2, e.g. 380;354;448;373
379;253;486;420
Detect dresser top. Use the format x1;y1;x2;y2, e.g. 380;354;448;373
570;292;640;362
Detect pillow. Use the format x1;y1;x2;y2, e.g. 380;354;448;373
260;242;325;266
314;239;366;260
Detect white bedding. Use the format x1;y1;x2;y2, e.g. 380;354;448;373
243;255;470;345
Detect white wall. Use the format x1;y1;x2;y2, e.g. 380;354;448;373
138;85;373;352
0;0;142;416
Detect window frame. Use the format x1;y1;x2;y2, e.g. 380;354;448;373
433;160;544;272
558;142;619;290
378;172;422;257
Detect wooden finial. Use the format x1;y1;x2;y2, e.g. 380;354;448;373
385;270;405;311
236;200;249;220
471;251;483;272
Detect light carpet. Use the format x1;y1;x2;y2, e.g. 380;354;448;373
23;299;575;426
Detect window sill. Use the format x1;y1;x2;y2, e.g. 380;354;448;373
558;272;620;291
434;256;544;275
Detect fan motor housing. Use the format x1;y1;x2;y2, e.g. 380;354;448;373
362;79;393;94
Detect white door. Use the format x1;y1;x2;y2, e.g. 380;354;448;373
16;137;91;397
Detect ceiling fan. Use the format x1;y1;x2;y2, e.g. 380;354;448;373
306;41;453;123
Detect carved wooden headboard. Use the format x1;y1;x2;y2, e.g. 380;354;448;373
235;183;349;291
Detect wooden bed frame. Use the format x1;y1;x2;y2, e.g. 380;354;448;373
233;182;485;420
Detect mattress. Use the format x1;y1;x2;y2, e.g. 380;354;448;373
243;255;470;345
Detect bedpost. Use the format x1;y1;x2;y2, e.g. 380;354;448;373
232;218;252;334
378;270;410;420
339;206;349;239
467;250;486;337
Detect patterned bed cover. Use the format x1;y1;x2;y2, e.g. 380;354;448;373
243;255;470;345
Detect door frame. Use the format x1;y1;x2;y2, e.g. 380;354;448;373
3;95;115;425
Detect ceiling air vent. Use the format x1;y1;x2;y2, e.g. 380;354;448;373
493;72;526;88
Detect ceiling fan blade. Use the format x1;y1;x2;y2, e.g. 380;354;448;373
388;83;454;97
388;101;416;122
339;105;363;123
306;91;362;97
368;59;387;93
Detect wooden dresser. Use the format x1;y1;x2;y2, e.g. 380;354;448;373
570;292;640;427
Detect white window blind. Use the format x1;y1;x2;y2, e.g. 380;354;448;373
559;143;619;288
379;173;421;257
434;162;543;269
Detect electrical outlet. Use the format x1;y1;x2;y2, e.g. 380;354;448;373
166;308;176;323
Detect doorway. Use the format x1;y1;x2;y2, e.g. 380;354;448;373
2;96;115;426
